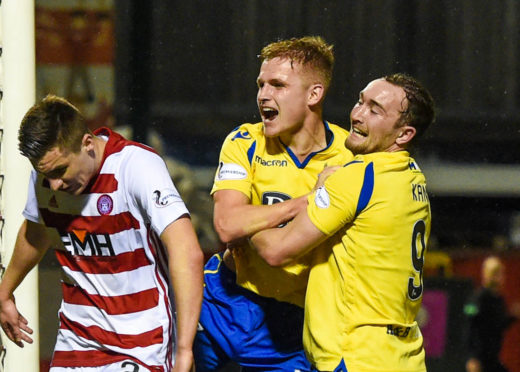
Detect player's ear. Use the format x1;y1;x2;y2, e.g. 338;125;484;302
81;133;95;153
395;125;416;146
308;83;325;106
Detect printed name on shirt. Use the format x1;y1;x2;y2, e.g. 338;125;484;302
255;155;287;167
217;162;247;180
60;230;115;256
411;183;429;202
153;188;179;207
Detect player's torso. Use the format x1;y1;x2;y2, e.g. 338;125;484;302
218;122;352;306
305;152;429;371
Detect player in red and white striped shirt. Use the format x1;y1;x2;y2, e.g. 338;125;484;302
0;95;204;372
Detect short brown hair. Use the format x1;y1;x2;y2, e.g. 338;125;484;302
384;73;435;140
18;95;90;162
260;36;334;91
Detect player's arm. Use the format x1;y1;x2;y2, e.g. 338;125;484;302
0;219;51;347
213;189;308;244
250;209;327;267
161;215;204;372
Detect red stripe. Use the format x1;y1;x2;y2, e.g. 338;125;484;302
89;173;118;193
62;282;159;314
56;248;151;274
59;312;163;348
51;349;164;371
40;208;140;233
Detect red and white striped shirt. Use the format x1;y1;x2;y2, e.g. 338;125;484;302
23;128;189;371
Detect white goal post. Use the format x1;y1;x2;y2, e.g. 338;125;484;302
0;0;38;371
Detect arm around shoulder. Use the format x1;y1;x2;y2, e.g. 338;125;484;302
250;208;326;267
213;189;308;243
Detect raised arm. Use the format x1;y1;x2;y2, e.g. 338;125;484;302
213;189;308;244
0;219;51;347
250;208;327;267
161;215;204;372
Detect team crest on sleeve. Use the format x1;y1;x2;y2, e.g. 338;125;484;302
217;162;247;180
231;130;251;141
97;194;114;215
153;188;180;207
314;186;330;209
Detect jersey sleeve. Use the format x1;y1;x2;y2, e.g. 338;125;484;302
22;170;41;223
123;148;189;236
210;124;257;199
307;160;371;236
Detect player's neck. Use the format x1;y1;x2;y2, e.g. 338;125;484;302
93;135;108;173
281;116;327;161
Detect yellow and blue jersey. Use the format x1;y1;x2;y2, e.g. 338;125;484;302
211;121;353;307
305;151;430;371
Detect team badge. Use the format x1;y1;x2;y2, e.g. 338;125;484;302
153;188;179;207
231;130;251;141
97;194;113;215
314;186;330;209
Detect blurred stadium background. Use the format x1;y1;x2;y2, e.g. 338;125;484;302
25;0;520;370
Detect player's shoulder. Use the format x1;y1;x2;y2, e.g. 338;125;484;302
225;122;263;142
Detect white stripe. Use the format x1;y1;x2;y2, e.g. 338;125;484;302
60;302;171;335
61;265;160;296
53;329;167;367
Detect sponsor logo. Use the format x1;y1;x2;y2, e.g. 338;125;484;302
60;230;115;256
231;130;251;141
314;186;330;209
153;189;179;207
255;155;287;167
262;192;291;205
262;192;291;227
387;325;412;338
217;162;247;180
97;194;113;215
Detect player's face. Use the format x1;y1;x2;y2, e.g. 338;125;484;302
256;57;310;138
346;79;408;155
34;135;96;195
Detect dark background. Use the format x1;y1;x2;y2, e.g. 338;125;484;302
114;0;520;249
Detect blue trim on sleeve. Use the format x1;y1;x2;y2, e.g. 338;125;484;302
247;140;257;165
355;162;374;216
280;120;335;169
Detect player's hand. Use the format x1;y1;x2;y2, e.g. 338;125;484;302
0;295;34;347
313;165;341;192
171;346;195;372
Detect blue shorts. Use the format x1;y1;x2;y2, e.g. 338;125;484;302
194;253;311;372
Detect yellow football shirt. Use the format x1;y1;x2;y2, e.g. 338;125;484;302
211;121;353;307
305;151;430;371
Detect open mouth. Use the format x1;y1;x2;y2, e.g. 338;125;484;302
352;127;367;137
261;107;278;121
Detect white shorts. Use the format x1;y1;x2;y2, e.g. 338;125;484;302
50;359;151;372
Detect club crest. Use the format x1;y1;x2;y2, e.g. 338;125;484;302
97;194;113;215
